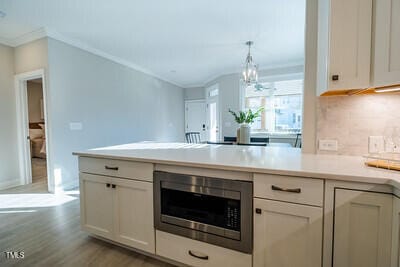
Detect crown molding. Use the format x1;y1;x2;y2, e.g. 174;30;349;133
0;27;305;89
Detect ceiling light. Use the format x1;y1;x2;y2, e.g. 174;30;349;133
0;11;6;18
374;87;400;93
242;41;258;86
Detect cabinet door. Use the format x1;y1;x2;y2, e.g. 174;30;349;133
333;189;393;267
373;0;400;87
80;173;113;239
328;0;372;90
392;196;400;267
253;198;323;267
112;178;155;253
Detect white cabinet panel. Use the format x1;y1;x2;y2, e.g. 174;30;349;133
328;0;372;90
253;198;323;267
392;196;400;267
80;174;113;240
373;0;400;87
318;0;372;94
333;189;393;267
113;178;155;253
156;230;251;267
80;173;155;254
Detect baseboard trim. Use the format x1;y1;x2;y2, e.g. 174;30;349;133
0;179;22;190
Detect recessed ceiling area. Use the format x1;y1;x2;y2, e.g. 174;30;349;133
0;0;306;87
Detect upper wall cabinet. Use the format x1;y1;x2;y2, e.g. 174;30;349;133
373;0;400;87
317;0;373;95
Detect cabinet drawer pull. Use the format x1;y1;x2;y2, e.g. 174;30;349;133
111;184;116;189
105;166;119;171
188;250;209;260
271;185;301;193
106;183;111;188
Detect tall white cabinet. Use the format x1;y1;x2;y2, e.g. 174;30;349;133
373;0;400;87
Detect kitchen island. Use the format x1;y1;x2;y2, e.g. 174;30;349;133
74;142;400;267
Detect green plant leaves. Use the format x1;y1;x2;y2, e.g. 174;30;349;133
229;107;264;124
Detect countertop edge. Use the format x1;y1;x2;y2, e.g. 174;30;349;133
73;151;398;188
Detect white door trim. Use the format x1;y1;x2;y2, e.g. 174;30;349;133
14;69;54;192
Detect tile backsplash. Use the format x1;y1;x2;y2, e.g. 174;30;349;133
317;94;400;156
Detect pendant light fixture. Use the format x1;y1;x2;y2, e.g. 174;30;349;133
242;41;258;86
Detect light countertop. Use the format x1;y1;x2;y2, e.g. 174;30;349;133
73;142;400;188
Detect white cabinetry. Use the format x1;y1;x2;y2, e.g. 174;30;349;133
253;198;323;267
332;189;393;267
253;174;323;267
392;196;400;267
318;0;372;94
80;173;155;253
373;0;400;87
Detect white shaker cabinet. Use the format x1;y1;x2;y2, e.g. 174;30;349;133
373;0;400;87
332;189;393;267
80;174;114;240
317;0;373;94
392;196;400;267
253;198;323;267
80;173;155;254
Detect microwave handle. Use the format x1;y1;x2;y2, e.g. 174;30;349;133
188;250;209;260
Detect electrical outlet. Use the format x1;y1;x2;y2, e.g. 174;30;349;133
69;122;83;131
319;139;338;151
369;136;384;153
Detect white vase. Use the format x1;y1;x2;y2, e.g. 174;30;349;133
239;124;251;144
237;127;241;142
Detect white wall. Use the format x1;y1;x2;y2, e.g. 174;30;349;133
47;38;185;190
27;81;44;123
0;44;20;189
185;87;205;100
14;38;48;74
204;65;304;138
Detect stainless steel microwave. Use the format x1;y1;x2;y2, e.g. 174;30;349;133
154;171;253;253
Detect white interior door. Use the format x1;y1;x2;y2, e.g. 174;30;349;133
185;100;207;141
207;100;219;142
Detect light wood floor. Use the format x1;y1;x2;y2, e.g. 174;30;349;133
0;181;174;267
31;158;47;184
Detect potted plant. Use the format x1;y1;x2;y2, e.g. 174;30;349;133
229;108;264;144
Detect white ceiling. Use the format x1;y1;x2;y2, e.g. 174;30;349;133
0;0;305;87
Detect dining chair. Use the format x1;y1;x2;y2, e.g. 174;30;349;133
185;132;201;143
294;133;302;148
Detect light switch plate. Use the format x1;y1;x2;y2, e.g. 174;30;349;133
319;139;338;151
69;122;83;131
369;136;384;153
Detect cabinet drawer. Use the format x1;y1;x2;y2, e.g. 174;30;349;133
79;157;153;182
254;174;323;206
156;231;252;267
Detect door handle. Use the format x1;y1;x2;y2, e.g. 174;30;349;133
105;166;119;171
188;250;209;260
271;185;301;193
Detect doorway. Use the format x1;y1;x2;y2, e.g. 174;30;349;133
15;69;52;192
185;100;207;141
206;84;220;142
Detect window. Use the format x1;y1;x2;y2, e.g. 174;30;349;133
244;74;303;134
